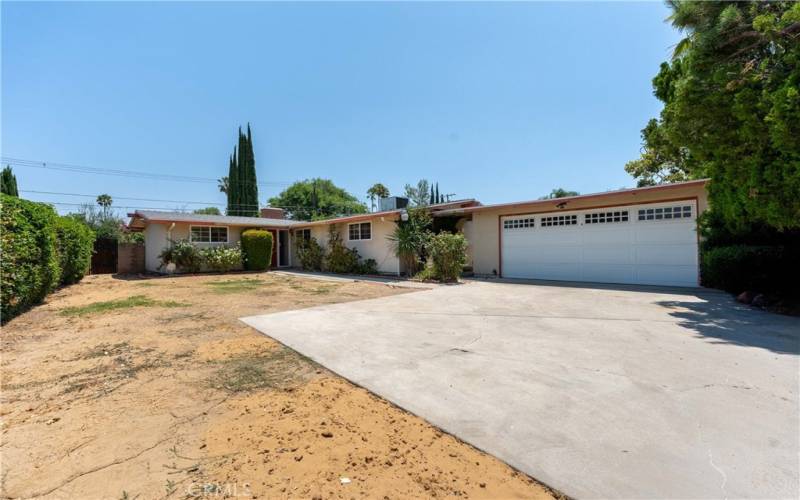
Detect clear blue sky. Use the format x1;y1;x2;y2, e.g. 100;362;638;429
2;1;680;215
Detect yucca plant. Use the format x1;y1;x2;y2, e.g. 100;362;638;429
388;207;432;276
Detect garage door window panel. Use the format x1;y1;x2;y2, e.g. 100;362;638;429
585;211;629;224
541;215;577;227
503;218;534;230
638;205;692;221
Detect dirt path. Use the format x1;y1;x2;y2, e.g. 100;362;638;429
1;273;556;499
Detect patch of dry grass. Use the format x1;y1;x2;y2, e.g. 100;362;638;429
60;295;187;317
208;347;317;393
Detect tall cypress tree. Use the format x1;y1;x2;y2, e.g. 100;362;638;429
227;148;239;215
225;124;259;216
243;123;259;217
435;183;440;204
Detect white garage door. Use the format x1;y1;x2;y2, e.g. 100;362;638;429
501;201;699;287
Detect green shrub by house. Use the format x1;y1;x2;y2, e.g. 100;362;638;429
158;239;203;273
296;237;324;271
55;216;95;285
1;194;61;322
201;245;243;272
427;232;468;282
701;245;795;294
241;229;273;271
324;228;360;273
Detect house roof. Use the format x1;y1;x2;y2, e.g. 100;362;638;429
432;179;710;216
291;199;480;227
127;210;299;230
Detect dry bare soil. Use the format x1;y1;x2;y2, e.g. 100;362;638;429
1;273;555;499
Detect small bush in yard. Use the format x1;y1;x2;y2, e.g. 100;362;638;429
701;245;795;293
158;239;202;273
241;229;273;271
200;245;243;272
1;194;61;322
427;232;468;282
357;258;378;275
55;216;95;285
296;237;325;271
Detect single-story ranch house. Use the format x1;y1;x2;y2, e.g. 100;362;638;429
128;178;708;287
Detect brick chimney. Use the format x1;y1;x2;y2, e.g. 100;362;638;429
260;207;285;219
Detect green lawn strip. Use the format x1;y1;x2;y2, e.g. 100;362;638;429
60;295;188;317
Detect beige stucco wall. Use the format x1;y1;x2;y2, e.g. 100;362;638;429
144;222;246;272
469;183;709;276
294;217;401;275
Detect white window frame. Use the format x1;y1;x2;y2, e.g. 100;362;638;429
347;222;372;241
189;225;229;243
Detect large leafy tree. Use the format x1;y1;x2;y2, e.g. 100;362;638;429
404;179;431;206
226;124;259;217
626;1;800;231
269;179;367;221
1;166;18;197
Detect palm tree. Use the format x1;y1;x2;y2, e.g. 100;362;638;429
217;176;229;195
366;183;390;212
96;193;113;218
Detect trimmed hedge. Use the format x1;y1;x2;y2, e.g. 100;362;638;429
55;216;95;285
701;245;795;293
241;229;273;271
1;194;61;322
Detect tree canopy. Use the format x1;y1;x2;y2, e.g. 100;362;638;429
625;1;800;231
366;183;390;212
540;188;580;200
404;179;431;206
268;179;367;221
193;206;222;215
1;166;18;197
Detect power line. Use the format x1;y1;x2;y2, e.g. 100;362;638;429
21;190;367;214
41;200;362;217
21;190;362;211
20;190;236;207
1;156;293;188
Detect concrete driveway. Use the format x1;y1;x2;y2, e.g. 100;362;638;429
242;280;799;499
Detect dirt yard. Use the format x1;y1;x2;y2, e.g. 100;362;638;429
1;272;556;499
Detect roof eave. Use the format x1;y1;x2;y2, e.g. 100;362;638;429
433;179;709;216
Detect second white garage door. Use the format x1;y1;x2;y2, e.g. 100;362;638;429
500;201;699;287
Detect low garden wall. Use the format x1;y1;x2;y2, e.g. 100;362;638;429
118;243;145;274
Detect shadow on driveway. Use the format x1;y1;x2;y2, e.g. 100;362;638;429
657;294;800;355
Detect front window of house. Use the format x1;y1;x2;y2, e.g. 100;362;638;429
190;226;228;243
348;222;371;241
297;228;311;241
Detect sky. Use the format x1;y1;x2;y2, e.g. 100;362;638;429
2;1;682;216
